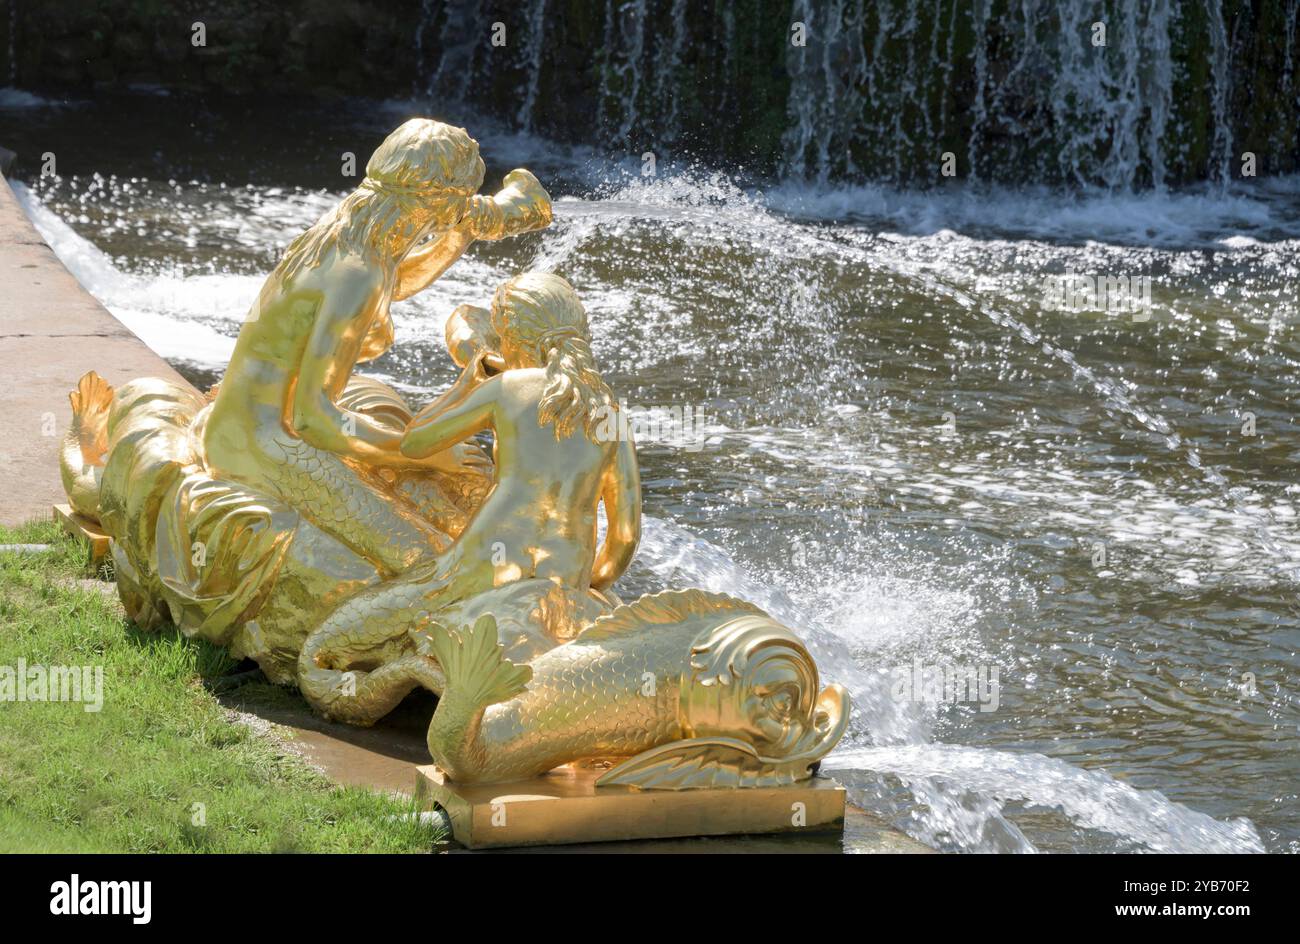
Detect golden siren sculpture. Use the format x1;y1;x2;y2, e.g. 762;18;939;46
59;120;849;821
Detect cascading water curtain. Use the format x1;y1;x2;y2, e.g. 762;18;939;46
409;0;1299;188
6;0;18;86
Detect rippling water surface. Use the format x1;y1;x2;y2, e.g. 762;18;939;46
5;93;1297;852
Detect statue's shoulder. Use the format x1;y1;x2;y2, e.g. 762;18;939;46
499;367;549;397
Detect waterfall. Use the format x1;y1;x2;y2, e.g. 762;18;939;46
781;0;816;181
516;0;547;129
650;0;688;145
412;0;436;97
407;0;1277;190
1050;0;1164;189
601;0;648;146
967;0;991;183
782;0;868;183
421;0;486;104
1283;0;1300;161
1205;0;1234;183
778;0;1191;188
7;0;16;85
1144;0;1173;190
717;3;736;123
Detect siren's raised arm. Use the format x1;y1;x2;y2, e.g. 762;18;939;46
393;170;553;303
290;274;412;467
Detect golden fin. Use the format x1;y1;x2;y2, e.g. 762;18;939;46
579;588;767;642
428;615;532;706
596;737;813;790
335;375;412;428
69;370;114;417
68;370;114;464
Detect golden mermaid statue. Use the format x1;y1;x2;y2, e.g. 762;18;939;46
294;273;849;788
205;118;550;575
296;272;640;721
58;124;850;792
58;119;553;682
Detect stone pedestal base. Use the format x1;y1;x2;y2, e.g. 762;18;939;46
415;764;846;849
53;503;110;568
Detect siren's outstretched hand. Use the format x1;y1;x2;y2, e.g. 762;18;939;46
425;441;493;477
402;368;500;461
394;170;552;302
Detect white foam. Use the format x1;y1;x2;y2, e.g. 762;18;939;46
762;177;1300;248
827;744;1265;853
0;86;62;108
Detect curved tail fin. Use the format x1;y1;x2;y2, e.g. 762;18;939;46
60;371;115;519
426;616;532;782
429;615;532;708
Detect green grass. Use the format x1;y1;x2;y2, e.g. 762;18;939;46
0;520;441;852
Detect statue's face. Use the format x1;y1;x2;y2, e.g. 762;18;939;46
382;190;471;260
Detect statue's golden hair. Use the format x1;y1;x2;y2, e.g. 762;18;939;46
491;272;617;442
280;119;485;279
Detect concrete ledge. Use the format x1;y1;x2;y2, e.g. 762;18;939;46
0;171;194;524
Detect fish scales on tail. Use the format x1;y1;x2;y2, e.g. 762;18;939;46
425;589;851;788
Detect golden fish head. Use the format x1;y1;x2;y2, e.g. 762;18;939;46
682;615;851;769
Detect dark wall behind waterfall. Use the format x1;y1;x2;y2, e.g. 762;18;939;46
4;0;1298;188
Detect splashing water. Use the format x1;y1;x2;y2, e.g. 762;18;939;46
828;745;1265;853
516;0;548;130
636;516;1266;853
6;0;16;86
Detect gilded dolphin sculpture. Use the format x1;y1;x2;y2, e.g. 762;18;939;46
425;589;851;788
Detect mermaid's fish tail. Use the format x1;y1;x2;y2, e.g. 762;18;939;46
430;615;532;707
426;616;531;781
